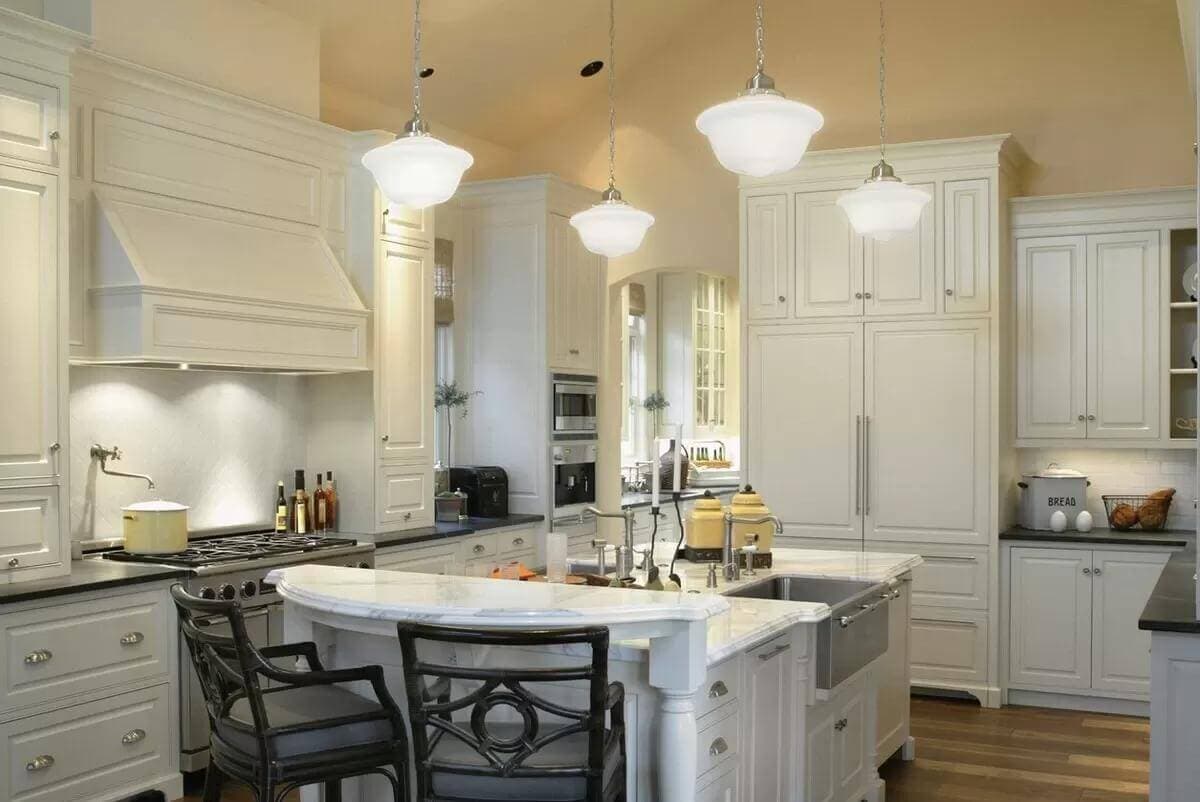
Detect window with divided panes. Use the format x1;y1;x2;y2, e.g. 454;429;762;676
694;273;727;431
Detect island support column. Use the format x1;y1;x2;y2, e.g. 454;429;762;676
648;618;707;802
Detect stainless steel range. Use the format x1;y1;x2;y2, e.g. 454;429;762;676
103;530;376;771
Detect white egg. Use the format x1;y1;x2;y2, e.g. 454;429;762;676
1075;510;1094;532
1050;509;1068;532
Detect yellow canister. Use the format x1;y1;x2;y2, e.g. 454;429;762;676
729;485;775;553
122;500;189;554
686;491;727;550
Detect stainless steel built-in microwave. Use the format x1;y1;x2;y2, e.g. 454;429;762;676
552;375;598;437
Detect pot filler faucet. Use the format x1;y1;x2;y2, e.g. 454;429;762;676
90;444;156;490
723;512;783;582
585;506;636;577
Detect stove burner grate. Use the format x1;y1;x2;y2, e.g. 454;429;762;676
102;532;359;567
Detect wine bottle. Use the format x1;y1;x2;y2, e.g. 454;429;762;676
325;470;338;532
291;469;309;534
313;473;327;534
273;481;287;534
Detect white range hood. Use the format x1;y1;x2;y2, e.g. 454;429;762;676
80;188;368;373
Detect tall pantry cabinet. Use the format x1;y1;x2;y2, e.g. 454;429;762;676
741;135;1025;709
0;12;86;583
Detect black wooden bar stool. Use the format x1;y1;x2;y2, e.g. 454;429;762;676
171;584;410;802
396;622;626;802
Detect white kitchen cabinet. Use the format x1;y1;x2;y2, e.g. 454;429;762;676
741;636;792;802
0;485;61;577
910;606;990;690
548;213;602;375
0;68;60;168
376;540;460;575
875;577;912;764
864;182;936;317
377;241;434;464
376;462;434;530
805;668;872;802
794;189;863;319
382;202;432;248
943;179;991;313
745;193;789;321
1007;545;1170;699
746;324;863;540
864;319;990;545
697;767;739;802
0;165;59;484
1086;231;1161;439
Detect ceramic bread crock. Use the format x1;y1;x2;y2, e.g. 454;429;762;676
729;484;776;552
686;491;726;550
122;500;189;554
1017;463;1089;531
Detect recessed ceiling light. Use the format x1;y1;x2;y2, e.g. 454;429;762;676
580;60;604;78
419;66;435;78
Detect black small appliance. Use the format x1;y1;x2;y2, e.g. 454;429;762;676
448;466;509;518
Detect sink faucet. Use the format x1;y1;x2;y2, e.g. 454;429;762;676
585;506;636;577
722;512;783;582
90;444;156;490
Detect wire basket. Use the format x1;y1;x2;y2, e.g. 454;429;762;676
1101;494;1173;531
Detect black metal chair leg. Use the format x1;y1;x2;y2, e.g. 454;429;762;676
392;762;408;802
202;758;225;802
324;778;343;802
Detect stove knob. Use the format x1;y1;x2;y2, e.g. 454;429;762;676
240;581;256;598
219;584;236;601
357;561;371;569
198;587;216;600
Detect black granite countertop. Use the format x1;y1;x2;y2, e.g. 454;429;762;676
1139;534;1198;633
355;513;546;549
1001;526;1191;548
0;558;189;606
620;485;739;510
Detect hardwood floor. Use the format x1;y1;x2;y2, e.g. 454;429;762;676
177;696;1150;801
881;697;1150;802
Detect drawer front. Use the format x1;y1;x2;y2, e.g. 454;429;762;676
0;485;62;576
496;528;536;557
697;655;741;720
698;766;739;802
696;708;740;779
2;589;171;713
459;534;497;562
909;606;988;685
2;684;171;801
0;70;60;168
375;542;459;574
909;546;989;610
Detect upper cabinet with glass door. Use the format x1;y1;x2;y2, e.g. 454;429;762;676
694;273;729;436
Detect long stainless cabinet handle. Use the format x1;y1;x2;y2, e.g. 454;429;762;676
854;415;862;515
932;555;978;563
863;416;871;517
758;643;791;661
839;596;890;629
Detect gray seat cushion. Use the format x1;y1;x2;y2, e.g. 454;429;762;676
217;684;395;758
428;723;621;801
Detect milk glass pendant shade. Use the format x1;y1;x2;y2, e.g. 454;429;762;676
696;1;824;178
837;161;931;242
570;188;655;258
572;0;654;258
837;0;929;241
361;0;472;210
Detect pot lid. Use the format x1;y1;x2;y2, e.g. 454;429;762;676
1025;462;1086;479
123;500;189;512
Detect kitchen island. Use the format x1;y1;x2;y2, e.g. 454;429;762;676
268;547;920;802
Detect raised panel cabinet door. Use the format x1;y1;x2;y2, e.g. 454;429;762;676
547;213;580;371
795;189;864;318
0;71;60;167
377;243;434;462
864;319;989;545
875;579;911;765
570;218;603;374
909;607;989;686
1008;547;1092;690
835;684;868;798
805;706;837;802
864;182;936;316
376;463;433;529
744;194;789;320
742;636;792;802
0;165;58;481
1016;236;1087;439
747;324;863;540
1086;231;1161;439
1091;549;1171;696
382;202;432;247
943;179;991;313
0;485;60;576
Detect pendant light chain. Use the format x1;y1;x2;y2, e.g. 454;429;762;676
755;0;766;74
412;0;423;122
607;0;617;192
877;0;887;159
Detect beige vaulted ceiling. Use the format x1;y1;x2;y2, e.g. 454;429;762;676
259;0;720;150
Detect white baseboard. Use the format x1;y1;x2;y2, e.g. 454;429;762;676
1007;688;1150;717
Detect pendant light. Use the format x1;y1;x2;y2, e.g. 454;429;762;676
695;0;824;178
569;0;654;259
836;0;930;242
362;0;473;210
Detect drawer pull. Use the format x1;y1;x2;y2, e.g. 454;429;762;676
473;544;486;554
8;557;18;567
26;755;54;772
758;643;790;661
708;737;729;757
121;728;147;745
24;649;53;665
834;718;848;731
512;537;525;546
120;631;145;645
707;680;729;699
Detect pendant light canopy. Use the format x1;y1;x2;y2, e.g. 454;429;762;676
570;0;654;258
837;0;930;242
696;1;824;178
362;0;473;210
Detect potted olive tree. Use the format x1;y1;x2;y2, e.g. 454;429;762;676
434;381;481;491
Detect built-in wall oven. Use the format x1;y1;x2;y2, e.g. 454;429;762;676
552;375;598;439
552;441;597;514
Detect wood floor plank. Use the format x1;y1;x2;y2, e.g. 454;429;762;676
1082;716;1151;733
1069;754;1151;772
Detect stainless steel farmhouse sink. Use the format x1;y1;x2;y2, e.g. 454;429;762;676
724;575;896;689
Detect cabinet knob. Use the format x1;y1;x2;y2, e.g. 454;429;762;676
24;649;52;664
1077;414;1085;421
8;557;18;568
26;754;54;772
473;544;485;554
48;130;60;141
403;512;412;521
1087;414;1096;421
1092;568;1102;576
121;728;146;745
864;292;873;299
778;295;786;303
834;718;848;731
708;680;729;699
855;292;864;299
49;442;60;452
120;631;144;646
1083;567;1092;575
512;537;525;546
708;737;729;757
381;434;389;442
945;288;954;296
